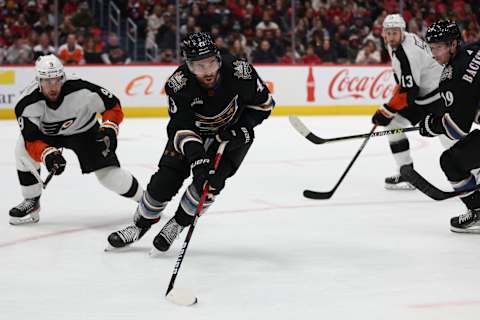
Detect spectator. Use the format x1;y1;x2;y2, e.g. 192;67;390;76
364;23;383;50
33;14;53;35
146;4;164;48
101;33;131;64
251;39;278;63
256;11;280;33
355;39;381;64
159;48;174;63
10;14;31;39
229;38;249;60
33;33;55;60
58;33;85;65
316;38;337;63
84;37;103;64
215;36;229;55
70;2;94;29
5;36;33;64
302;45;322;65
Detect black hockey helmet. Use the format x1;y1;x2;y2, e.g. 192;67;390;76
182;32;219;61
426;20;461;44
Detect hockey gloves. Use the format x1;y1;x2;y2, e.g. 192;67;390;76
185;140;224;195
419;114;443;137
96;121;118;157
216;126;254;149
42;148;66;175
372;104;396;126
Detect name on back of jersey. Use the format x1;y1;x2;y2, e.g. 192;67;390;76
462;49;480;83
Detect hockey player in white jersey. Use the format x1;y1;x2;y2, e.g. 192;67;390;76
9;54;143;225
371;14;451;189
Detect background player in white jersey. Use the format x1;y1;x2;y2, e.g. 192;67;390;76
371;14;451;190
10;54;143;225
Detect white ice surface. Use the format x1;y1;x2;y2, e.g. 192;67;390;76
1;117;480;320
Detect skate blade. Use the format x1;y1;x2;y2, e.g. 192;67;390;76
450;225;480;234
385;183;416;191
9;212;40;225
104;244;133;252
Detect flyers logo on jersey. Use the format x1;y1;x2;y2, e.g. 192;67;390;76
42;117;76;135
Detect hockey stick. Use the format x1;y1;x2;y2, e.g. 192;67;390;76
303;125;378;200
289;115;419;145
21;156;56;190
165;141;227;306
400;165;480;200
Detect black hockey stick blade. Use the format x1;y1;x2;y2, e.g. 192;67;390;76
303;125;378;200
289;115;419;145
400;165;480;200
303;189;334;200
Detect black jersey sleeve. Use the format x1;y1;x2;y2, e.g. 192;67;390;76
238;65;275;128
394;45;420;106
164;73;204;161
435;80;478;140
14;88;45;142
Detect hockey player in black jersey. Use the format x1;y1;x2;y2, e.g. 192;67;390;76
107;32;274;252
10;54;143;225
371;14;451;190
421;20;480;233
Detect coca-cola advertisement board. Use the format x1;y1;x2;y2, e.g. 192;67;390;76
0;65;394;118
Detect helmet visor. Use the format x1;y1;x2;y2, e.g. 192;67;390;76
188;56;220;76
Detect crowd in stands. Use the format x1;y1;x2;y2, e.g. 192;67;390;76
1;0;480;65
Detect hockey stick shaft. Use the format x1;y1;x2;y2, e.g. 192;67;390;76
166;142;227;296
289;115;418;144
304;125;378;199
400;165;480;200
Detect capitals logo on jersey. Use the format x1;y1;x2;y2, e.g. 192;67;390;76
167;71;188;93
233;60;252;80
440;65;453;82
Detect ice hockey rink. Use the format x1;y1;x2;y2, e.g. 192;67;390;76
1;116;480;320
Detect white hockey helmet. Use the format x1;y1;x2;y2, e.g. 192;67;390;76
383;14;406;30
35;54;65;82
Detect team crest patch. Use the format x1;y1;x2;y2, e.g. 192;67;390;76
233;60;252;80
440;65;453;82
167;71;188;93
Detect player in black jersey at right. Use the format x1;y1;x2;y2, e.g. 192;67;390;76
421;20;480;233
107;32;274;252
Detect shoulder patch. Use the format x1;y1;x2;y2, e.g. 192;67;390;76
233;60;252;80
440;65;453;82
167;71;188;93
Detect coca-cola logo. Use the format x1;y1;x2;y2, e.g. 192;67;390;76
328;68;395;100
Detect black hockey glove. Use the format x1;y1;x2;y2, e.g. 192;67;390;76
419;114;443;137
191;156;218;194
96;121;118;157
371;104;396;126
216;126;254;149
42;148;66;175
